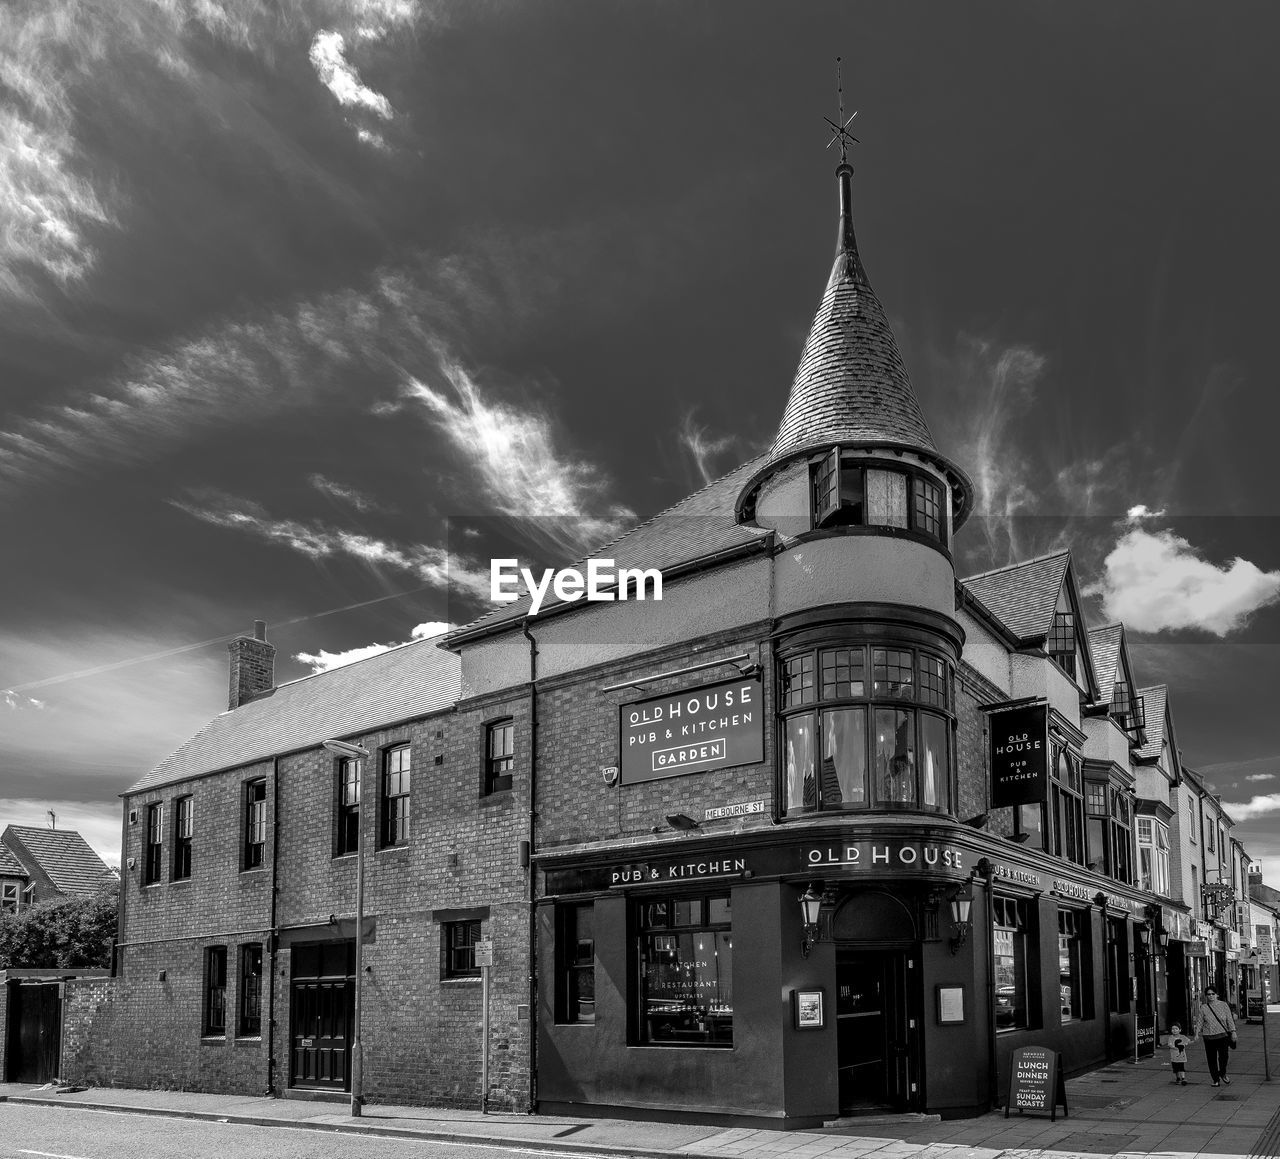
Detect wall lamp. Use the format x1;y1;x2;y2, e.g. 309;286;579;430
948;885;974;955
665;813;701;832
799;883;825;958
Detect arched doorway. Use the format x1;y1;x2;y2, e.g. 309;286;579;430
831;890;918;1113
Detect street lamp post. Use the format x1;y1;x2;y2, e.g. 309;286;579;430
323;738;371;1119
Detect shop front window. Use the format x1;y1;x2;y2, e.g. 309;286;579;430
780;642;953;815
1058;909;1085;1022
993;896;1030;1031
638;894;732;1047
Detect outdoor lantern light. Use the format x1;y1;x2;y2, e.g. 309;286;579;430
1158;928;1170;950
948;886;974;955
322;738;371;1119
1135;925;1151;948
799;884;824;958
665;813;701;832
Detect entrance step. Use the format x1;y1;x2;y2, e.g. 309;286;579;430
823;1113;941;1128
281;1089;349;1104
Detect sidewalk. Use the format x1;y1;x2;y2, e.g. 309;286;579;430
3;1015;1278;1159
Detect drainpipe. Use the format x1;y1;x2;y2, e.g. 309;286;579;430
979;859;998;1109
523;621;539;1113
265;755;281;1096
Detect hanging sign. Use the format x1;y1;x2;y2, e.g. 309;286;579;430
619;677;763;785
989;704;1049;808
1005;1046;1068;1121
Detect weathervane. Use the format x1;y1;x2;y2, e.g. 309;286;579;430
824;55;859;164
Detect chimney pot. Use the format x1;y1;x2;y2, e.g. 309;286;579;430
254;619;267;641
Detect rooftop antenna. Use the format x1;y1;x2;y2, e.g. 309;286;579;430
824;55;859;165
48;809;56;829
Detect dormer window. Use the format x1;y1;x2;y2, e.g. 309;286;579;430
1111;682;1146;734
1047;611;1076;679
810;451;948;543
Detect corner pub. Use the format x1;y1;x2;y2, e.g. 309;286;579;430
446;151;1172;1125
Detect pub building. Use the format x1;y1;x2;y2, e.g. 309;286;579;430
446;156;1170;1124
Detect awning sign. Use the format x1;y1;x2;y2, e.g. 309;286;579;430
619;677;763;785
990;704;1049;808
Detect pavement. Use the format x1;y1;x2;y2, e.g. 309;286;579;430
3;1012;1279;1159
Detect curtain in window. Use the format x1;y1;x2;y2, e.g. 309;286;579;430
866;469;908;528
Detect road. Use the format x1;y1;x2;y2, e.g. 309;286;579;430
0;1105;618;1159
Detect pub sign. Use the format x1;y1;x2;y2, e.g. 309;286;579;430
989;703;1049;808
619;677;763;785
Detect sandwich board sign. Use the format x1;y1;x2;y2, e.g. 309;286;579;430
1005;1046;1068;1121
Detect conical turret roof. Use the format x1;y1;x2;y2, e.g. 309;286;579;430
769;163;937;461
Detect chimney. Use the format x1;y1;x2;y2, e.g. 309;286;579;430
228;620;276;710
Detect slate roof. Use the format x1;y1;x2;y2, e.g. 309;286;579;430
1087;623;1124;696
1135;684;1169;761
959;551;1071;643
768;167;938;464
0;843;28;878
447;457;772;642
127;638;461;795
2;826;112;896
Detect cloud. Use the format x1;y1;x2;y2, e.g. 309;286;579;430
679;412;738;486
402;354;633;556
295;619;452;673
1084;523;1280;636
1127;504;1166;522
309;28;396;145
1220;793;1280;822
3;690;46;710
1245;773;1276;783
310;474;388;513
410;621;451;639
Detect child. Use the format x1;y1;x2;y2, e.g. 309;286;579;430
1167;1023;1191;1084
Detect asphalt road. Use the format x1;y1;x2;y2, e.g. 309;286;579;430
0;1105;624;1159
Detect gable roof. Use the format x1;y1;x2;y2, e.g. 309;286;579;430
0;842;28;878
128;638;461;795
959;551;1072;643
1135;684;1169;762
447;457;772;644
1087;624;1124;696
1;826;112;896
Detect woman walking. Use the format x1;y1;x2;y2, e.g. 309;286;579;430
1192;985;1237;1087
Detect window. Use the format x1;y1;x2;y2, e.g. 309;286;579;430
1112;682;1145;734
1191;865;1200;918
1086;783;1109;875
243;779;267;869
1110;793;1132;885
144;803;164;885
809;451;949;543
204;946;227;1036
485;720;514;794
1205;816;1215;852
1188;797;1196;843
172;795;193;881
1106;918;1128;1013
1049;747;1085;867
558;903;596;1024
443;919;482;979
993;896;1030;1031
1;882;18;913
1047;612;1076;679
238;944;263;1036
1058;909;1084;1022
381;746;410;847
781;643;953;815
638;894;732;1047
336;757;361;856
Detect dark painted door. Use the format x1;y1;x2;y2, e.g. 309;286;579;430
6;981;61;1083
836;951;909;1112
289;941;354;1090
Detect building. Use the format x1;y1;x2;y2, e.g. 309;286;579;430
0;825;115;907
0;844;29;914
64;152;1263;1122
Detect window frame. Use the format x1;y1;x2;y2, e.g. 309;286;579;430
336;756;361;857
636;892;733;1048
204;945;227;1037
172;795;193;882
237;943;263;1037
779;640;955;816
1047;611;1077;680
443;919;482;979
1057;908;1088;1023
242;779;267;870
1;881;19;913
380;744;410;849
809;451;951;546
484;718;514;795
144;802;164;885
993;895;1033;1032
557;902;596;1025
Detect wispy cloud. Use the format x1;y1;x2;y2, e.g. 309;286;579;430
1084;512;1280;636
309;27;398;147
293;618;451;673
402;353;633;555
679;412;738;486
1220;793;1280;822
310;474;388;513
1246;773;1276;783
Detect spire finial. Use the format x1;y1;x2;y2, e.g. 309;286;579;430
824;55;859;165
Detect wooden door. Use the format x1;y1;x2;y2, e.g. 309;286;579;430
289;942;354;1090
6;981;61;1083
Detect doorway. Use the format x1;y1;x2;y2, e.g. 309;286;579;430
289;941;354;1091
836;950;909;1112
5;981;61;1083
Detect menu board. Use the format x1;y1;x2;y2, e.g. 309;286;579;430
1245;992;1267;1023
1005;1046;1067;1121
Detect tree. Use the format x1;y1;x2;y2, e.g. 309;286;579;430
0;885;118;969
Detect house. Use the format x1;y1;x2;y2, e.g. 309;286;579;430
0;826;115;906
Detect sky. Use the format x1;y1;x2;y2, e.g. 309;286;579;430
2;1;1278;886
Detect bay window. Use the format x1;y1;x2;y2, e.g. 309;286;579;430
1137;817;1170;896
811;451;949;543
780;641;954;815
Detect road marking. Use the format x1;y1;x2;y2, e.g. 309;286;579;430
19;1150;95;1159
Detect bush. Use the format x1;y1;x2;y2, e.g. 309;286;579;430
0;885;118;969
